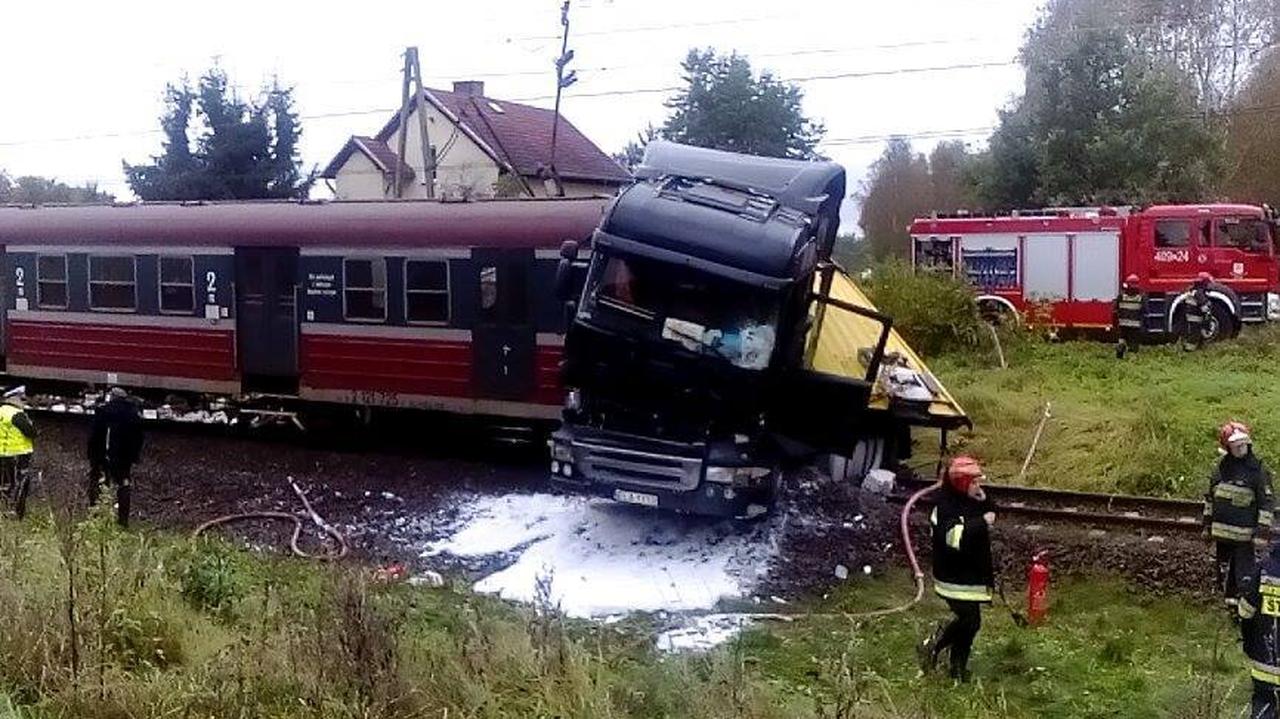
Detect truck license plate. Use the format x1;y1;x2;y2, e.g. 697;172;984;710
613;489;658;507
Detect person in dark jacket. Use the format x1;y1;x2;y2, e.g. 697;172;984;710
1236;538;1280;717
1115;273;1143;359
1183;272;1212;351
88;387;145;527
918;455;997;682
1206;420;1275;607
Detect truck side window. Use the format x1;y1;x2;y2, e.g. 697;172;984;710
1155;220;1191;248
1216;217;1269;251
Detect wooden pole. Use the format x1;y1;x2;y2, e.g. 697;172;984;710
409;47;435;199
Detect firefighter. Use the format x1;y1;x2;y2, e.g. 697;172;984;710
88;387;145;527
1205;421;1275;606
0;385;35;519
1236;538;1280;717
1115;273;1143;359
1183;272;1213;351
918;455;996;683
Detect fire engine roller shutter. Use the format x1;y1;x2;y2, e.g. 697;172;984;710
1024;234;1069;301
1070;232;1121;301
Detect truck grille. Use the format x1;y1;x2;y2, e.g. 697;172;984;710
576;441;703;491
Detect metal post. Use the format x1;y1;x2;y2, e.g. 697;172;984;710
394;49;412;199
549;1;576;197
409;47;435;199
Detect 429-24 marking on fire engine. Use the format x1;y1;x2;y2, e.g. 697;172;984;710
1154;249;1190;263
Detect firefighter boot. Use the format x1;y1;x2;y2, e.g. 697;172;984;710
116;478;130;528
1115;339;1127;359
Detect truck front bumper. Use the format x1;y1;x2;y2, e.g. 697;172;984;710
549;426;774;519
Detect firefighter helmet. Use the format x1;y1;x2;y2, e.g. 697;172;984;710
945;455;984;493
1125;274;1139;285
1197;271;1213;284
1219;421;1251;450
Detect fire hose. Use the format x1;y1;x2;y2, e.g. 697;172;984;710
191;477;349;560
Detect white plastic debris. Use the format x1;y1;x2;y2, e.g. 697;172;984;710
408;571;445;587
51;404;67;413
861;469;896;495
862;565;873;575
834;564;849;580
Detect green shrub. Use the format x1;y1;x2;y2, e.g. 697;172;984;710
860;260;985;357
178;543;244;617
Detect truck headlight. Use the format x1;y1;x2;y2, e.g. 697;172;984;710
705;466;773;486
1268;293;1280;321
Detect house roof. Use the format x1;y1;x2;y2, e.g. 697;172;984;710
321;135;415;180
365;87;632;185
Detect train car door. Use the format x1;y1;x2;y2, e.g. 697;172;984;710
235;247;299;391
471;248;535;401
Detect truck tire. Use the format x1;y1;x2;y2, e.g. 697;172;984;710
1205;299;1236;342
829;436;884;482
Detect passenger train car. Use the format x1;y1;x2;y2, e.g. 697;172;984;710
0;198;608;421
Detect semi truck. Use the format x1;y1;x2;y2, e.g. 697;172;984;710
910;204;1280;341
549;141;967;518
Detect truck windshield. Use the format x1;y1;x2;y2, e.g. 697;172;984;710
1215;217;1273;253
587;252;781;370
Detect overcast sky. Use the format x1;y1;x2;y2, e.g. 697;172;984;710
0;0;1042;230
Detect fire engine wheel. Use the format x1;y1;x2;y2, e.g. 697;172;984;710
977;299;1018;326
1203;300;1236;342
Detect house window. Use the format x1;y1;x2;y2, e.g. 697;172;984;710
405;259;450;324
37;255;68;309
89;256;137;311
158;256;195;314
343;258;387;321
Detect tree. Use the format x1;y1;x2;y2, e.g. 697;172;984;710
660;49;825;160
0;171;113;204
976;0;1226;208
857;139;981;259
1222;49;1280;202
124;68;314;201
612;124;659;172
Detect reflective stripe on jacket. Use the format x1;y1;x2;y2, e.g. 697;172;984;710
1116;291;1143;328
0;404;33;457
1240;565;1280;684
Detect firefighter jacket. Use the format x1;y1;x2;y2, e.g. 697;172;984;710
1205;451;1276;542
931;487;996;603
0;403;34;457
1185;289;1209;327
1238;547;1280;685
1116;288;1143;330
88;398;144;474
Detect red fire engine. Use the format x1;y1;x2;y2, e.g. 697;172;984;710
909;204;1280;341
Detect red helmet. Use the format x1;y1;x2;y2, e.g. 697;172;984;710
945;455;984;493
1125;274;1139;285
1219;421;1251;450
1197;271;1213;283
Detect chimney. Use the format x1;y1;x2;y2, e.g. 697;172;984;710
453;80;485;97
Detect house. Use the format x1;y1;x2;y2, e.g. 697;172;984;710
321;81;631;201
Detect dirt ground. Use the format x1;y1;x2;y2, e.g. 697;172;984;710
18;415;1218;603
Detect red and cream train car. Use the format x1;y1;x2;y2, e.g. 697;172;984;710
0;198;608;420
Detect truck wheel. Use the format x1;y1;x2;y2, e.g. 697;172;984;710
978;299;1017;326
1203;300;1235;343
829;437;884;482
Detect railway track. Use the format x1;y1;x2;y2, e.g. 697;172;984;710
891;476;1205;533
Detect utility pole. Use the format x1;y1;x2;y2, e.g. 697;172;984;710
549;1;577;197
394;46;436;199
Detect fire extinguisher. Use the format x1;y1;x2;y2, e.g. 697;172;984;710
1027;550;1050;626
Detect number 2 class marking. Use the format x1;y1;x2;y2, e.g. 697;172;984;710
14;267;24;287
206;271;217;293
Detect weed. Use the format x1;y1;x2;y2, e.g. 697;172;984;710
178;541;244;617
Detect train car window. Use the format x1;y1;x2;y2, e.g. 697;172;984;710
88;256;137;311
343;258;387;321
36;255;68;309
1155;220;1192;248
479;264;527;323
480;266;498;312
158;256;195;314
405;259;450;324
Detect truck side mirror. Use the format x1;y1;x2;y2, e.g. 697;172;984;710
560;240;579;261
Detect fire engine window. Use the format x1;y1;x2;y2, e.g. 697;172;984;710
88;255;137;311
158;256;194;314
1215;218;1270;251
1155;220;1193;248
36;254;68;309
343;258;387;321
405;259;450;324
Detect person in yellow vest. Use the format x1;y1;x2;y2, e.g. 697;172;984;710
0;386;36;518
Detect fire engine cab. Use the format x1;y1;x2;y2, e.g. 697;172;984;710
910;204;1280;341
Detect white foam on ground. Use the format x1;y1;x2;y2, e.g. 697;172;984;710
655;613;757;653
422;492;781;620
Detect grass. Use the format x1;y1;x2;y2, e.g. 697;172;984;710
926;323;1280;497
0;495;1253;718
